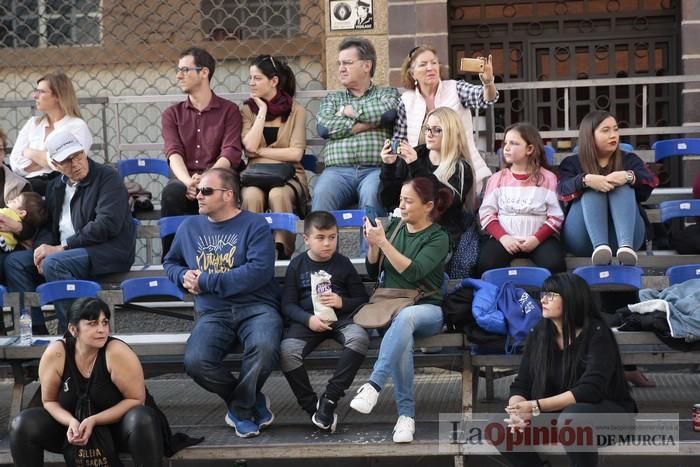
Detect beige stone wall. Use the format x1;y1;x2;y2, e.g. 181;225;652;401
324;0;390;89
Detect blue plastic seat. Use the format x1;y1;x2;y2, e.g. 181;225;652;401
36;280;102;307
659;199;700;223
481;267;551;288
665;265;700;286
262;212;299;234
159;215;192;238
331;209;365;228
117;158;170;178
120;277;184;302
653;138;700;162
573;265;643;289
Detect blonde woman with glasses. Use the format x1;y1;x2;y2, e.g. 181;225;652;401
380;107;478;278
10;71;91;195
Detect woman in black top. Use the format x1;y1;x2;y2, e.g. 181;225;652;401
380;106;476;277
10;297;200;466
501;273;636;467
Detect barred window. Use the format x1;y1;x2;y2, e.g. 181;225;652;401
0;0;101;48
201;0;300;41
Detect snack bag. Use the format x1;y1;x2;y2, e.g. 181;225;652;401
310;270;338;322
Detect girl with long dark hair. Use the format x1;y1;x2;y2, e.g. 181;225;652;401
240;54;309;259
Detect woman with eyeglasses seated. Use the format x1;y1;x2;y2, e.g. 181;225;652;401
380;107;478;278
392;45;498;194
240;55;309;260
9;297;202;466
498;272;637;467
9;71;91;196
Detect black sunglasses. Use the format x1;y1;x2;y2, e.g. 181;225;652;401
196;187;231;196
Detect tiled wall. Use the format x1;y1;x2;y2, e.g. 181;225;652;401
387;0;449;87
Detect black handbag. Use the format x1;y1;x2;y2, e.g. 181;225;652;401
240;163;295;190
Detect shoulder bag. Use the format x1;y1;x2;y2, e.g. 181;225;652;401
240;162;295;190
353;221;439;328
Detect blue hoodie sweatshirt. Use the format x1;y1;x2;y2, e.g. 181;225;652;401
163;211;280;314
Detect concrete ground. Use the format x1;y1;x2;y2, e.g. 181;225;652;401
1;367;699;466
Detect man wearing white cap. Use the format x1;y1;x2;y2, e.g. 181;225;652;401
3;129;135;333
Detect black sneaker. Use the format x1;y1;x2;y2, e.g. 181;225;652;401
311;395;338;433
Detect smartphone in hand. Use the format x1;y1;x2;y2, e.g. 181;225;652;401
364;205;378;227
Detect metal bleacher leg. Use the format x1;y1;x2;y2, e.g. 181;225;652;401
485;367;495;401
8;363;26;430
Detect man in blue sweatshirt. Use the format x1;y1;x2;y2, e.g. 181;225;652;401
164;167;282;438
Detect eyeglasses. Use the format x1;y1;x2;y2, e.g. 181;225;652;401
175;66;203;74
422;125;443;136
337;59;361;68
33;88;50;95
539;291;561;302
262;55;278;72
196;186;231;196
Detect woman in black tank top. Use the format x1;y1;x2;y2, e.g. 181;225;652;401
9;297;201;466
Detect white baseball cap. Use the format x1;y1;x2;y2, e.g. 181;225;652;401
46;130;85;163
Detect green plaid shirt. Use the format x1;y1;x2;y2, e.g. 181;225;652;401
317;84;400;166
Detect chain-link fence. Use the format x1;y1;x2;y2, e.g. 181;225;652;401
0;0;326;265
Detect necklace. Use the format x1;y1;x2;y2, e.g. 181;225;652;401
76;351;99;378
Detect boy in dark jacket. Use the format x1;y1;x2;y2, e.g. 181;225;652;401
280;211;369;432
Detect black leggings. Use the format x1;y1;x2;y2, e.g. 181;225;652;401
10;405;164;467
476;236;567;277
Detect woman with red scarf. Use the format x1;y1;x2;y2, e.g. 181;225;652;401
241;55;309;259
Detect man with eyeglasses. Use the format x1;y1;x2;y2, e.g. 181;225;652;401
164;167;281;439
161;46;242;259
2;130;135;333
313;37;400;241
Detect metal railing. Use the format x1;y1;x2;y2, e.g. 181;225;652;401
487;74;700;145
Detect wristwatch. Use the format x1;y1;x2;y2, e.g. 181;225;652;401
625;171;634;184
531;400;541;417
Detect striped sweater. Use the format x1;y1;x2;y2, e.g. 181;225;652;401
479;168;564;241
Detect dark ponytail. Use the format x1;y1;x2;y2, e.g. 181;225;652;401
404;175;455;222
251;54;296;98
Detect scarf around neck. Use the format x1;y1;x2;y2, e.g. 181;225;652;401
244;91;293;122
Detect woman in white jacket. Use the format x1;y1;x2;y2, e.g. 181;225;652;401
392;45;498;193
10;71;91;195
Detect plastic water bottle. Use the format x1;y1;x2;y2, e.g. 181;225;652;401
19;308;32;346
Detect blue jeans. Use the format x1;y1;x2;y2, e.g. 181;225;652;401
563;185;645;256
368;303;444;418
311;166;385;254
184;303;283;419
3;248;92;333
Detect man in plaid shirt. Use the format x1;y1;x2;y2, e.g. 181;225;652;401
313;37;400;219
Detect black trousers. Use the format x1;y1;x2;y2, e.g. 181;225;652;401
280;320;369;414
160;178;200;260
476;236;567;277
496;400;635;467
10;405;164;466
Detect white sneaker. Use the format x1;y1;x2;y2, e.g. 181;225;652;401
591;245;612;265
616;246;638;266
349;383;379;414
392;416;415;443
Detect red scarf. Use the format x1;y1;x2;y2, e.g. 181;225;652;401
244;91;293;122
